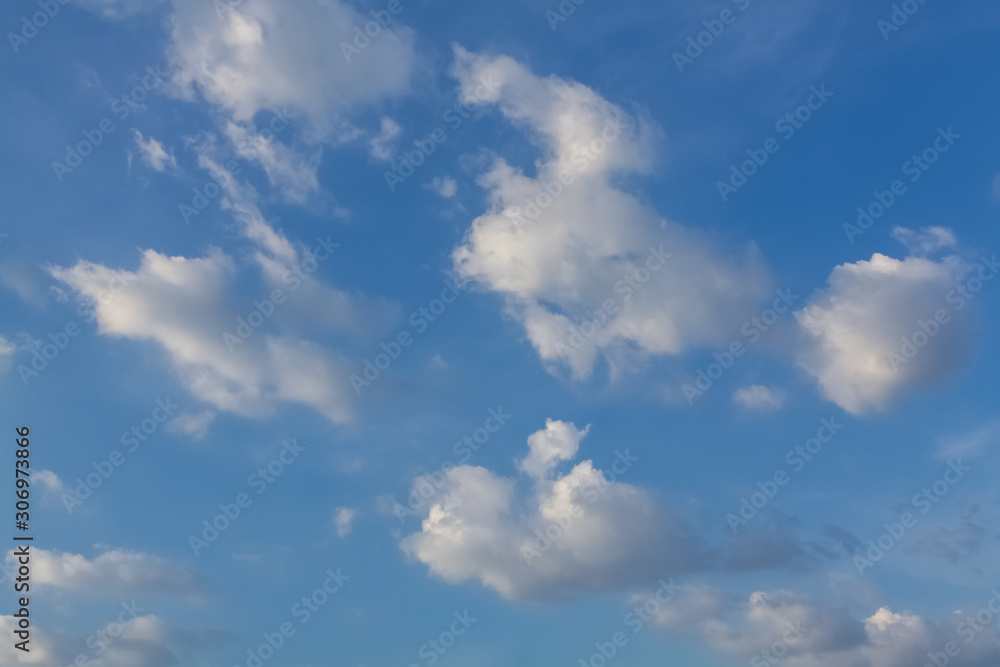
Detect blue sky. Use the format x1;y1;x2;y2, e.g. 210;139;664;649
2;0;1000;665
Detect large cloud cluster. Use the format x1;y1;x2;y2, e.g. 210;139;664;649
451;48;772;381
402;419;711;601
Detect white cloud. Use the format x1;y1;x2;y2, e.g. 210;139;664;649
81;0;420;216
132;130;177;172
427;176;457;198
166;410;216;440
369;116;401;162
53;107;400;427
450;48;771;382
0;335;14;357
53;147;399;425
651;587;864;658
795;241;972;414
0;615;55;663
34;470;66;500
50;248;355;424
891;225;957;256
167;0;417;134
650;587;1000;667
82;0;421;210
79;615;222;667
224;119;321;204
333;507;357;537
401;419;709;601
516;419;589;480
1;613;226;667
195;152;400;338
20;548;206;596
733;385;786;412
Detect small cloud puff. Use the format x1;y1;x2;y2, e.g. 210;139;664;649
733;385;786;412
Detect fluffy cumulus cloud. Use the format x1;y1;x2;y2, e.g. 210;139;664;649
401;419;710;601
166;0;417;133
650;587;1000;667
451;48;771;381
517;419;590;480
795;231;976;414
22;548;206;596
